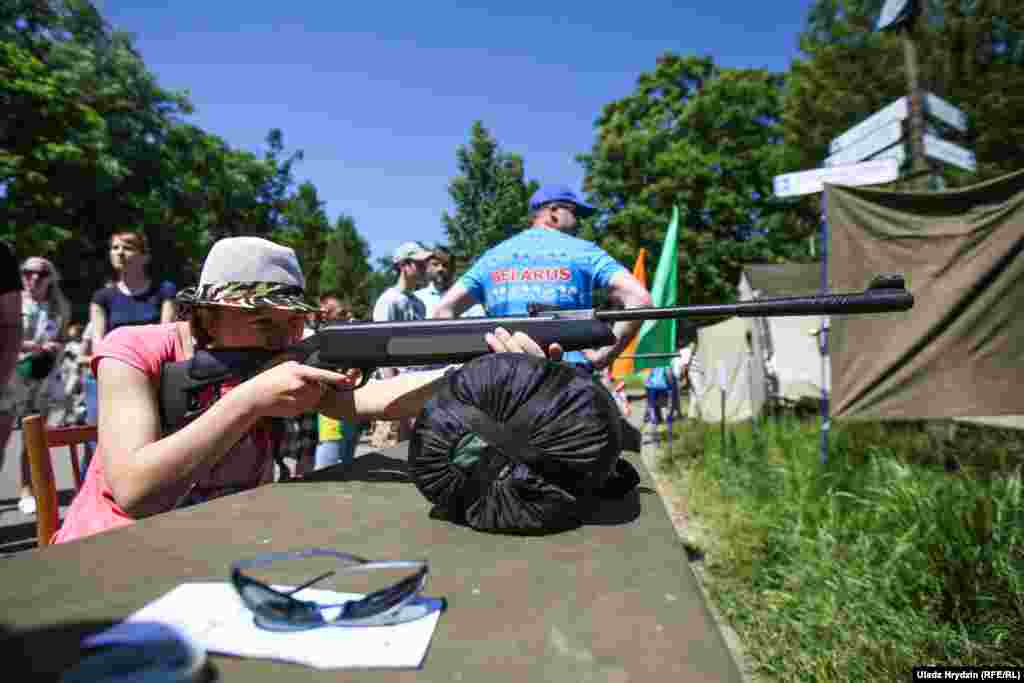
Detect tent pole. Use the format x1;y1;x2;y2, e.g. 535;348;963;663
819;195;831;465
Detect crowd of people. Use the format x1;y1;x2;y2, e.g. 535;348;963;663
0;181;679;544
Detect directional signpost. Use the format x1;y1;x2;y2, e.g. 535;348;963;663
773;158;901;199
825;91;972;179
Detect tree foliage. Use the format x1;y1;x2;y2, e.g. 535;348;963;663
441;121;538;273
318;213;373;317
271;180;331;300
0;0;311;319
579;53;812;305
785;0;1024;185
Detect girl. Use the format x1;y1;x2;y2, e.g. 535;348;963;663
55;237;562;543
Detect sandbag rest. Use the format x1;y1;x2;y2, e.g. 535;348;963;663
410;354;640;535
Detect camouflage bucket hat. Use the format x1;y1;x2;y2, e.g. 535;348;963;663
176;237;319;314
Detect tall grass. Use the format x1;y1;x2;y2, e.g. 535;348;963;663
658;417;1024;681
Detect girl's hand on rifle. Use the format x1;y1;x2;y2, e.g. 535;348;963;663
239;361;358;419
485;327;564;362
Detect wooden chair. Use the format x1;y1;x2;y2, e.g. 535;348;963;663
22;414;96;548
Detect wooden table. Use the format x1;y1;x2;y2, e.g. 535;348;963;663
0;444;743;682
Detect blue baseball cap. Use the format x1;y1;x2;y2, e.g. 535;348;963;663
529;184;596;217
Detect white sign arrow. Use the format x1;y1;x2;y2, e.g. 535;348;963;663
876;0;914;31
773;158;901;199
924;134;976;172
829;98;908;154
925;94;967;132
825;120;904;167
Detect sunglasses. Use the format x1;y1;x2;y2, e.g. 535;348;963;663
545;203;578;215
230;549;442;631
22;269;50;278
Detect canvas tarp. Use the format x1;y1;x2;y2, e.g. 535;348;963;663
827;168;1024;420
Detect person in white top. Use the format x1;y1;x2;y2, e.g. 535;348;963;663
371;241;432;446
674;342;705;419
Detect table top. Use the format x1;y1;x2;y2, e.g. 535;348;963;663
0;443;743;682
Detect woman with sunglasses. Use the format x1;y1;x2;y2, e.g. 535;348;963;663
53;237;563;544
0;257;70;514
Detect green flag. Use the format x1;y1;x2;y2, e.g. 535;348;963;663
632;206;679;370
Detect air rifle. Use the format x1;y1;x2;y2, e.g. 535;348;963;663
158;275;913;433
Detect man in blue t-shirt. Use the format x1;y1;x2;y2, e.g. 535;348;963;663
433;184;652;370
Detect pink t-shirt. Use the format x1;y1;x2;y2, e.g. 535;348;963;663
54;323;276;544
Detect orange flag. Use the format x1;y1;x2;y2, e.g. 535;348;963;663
610;248;647;379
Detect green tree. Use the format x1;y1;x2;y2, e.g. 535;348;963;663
318;213;372;314
1;0;195;311
579;53;811;305
784;0;1024;185
442;121;538;269
0;1;307;315
272;180;330;301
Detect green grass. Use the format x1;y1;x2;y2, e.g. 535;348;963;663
655;417;1024;681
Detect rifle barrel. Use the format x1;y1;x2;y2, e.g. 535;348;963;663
594;287;913;322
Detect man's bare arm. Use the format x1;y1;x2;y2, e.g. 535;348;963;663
432;282;479;319
584;270;653;370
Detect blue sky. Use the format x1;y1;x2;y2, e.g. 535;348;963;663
100;0;816;263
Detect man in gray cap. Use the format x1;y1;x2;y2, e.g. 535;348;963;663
370;241;433;446
433;184;652;371
373;241;433;331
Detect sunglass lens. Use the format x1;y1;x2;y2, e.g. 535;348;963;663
344;571;425;620
239;581;322;629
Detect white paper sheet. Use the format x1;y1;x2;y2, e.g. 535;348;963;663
85;582;442;670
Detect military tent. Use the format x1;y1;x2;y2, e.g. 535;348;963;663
689;263;824;422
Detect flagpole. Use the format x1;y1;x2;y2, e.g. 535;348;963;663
819;194;830;465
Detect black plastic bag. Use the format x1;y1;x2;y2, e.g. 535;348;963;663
409;354;639;534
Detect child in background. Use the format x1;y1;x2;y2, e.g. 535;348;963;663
314;414;365;470
56;322;88;426
643;366;678;427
